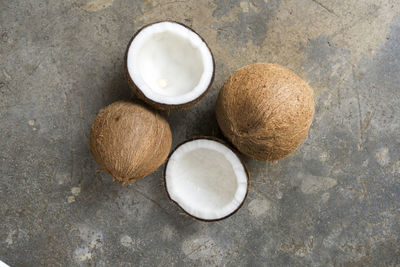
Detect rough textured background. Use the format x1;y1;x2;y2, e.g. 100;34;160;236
1;0;399;266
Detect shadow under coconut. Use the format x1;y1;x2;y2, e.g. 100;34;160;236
68;58;131;175
100;59;136;106
160;96;223;147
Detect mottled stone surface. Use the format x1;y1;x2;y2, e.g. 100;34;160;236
1;0;399;266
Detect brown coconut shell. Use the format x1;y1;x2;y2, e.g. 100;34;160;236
124;21;215;110
90;101;172;184
216;63;315;161
163;137;249;222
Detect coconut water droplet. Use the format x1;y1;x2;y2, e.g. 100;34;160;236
158;78;168;88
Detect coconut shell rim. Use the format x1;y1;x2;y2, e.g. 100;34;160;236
163;136;250;222
124;20;215;110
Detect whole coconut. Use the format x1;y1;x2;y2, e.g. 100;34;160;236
90;101;172;183
216;63;314;161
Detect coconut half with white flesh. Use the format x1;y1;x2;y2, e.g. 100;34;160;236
125;21;215;109
165;138;249;221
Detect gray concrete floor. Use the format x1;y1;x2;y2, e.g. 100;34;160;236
1;0;400;266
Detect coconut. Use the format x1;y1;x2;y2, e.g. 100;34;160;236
125;21;215;110
216;63;314;161
90;101;172;184
164;137;248;221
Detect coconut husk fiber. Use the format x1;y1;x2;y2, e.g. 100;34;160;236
90;101;172;184
216;63;314;161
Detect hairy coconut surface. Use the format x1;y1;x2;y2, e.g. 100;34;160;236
216;63;314;161
90;101;172;183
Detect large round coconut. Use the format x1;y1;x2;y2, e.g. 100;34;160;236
90;101;172;183
216;63;314;161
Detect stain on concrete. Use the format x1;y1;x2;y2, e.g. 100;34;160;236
239;1;250;13
120;235;133;248
83;0;114;12
319;151;329;162
302;35;351;95
212;0;240;18
247;198;271;217
71;186;81;196
73;225;103;263
182;235;226;265
330;1;400;63
300;174;337;194
67;196;76;203
74;247;93;262
5;230;15;246
214;0;280;46
375;147;390;167
278;236;314;258
321;192;330;203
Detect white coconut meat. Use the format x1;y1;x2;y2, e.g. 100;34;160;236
127;21;214;105
165;139;248;221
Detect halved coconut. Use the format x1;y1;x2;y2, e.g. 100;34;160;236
165;138;248;221
125;21;215;110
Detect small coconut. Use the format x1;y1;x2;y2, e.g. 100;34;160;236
125;21;215;110
90;101;172;183
216;63;314;161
